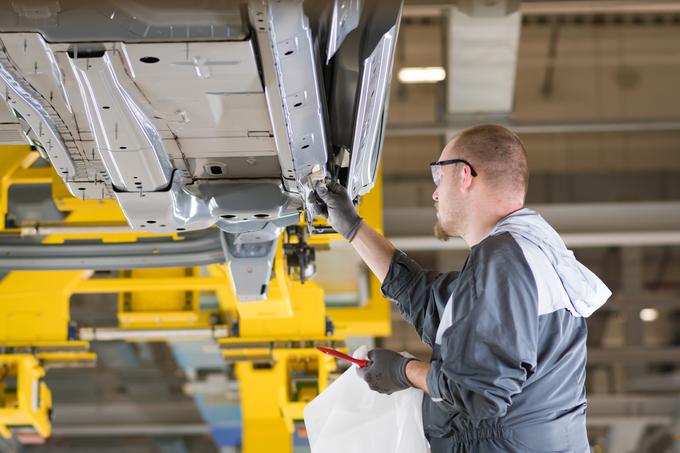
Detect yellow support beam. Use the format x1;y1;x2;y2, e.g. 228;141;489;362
117;268;219;330
0;270;90;344
0;146;39;229
73;276;229;293
326;275;392;337
10;167;54;185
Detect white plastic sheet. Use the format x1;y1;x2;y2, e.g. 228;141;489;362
304;346;430;453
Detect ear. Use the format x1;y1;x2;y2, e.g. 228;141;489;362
459;165;474;192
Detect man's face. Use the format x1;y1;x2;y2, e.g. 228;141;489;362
432;143;469;238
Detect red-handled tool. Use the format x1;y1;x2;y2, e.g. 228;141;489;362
316;346;369;368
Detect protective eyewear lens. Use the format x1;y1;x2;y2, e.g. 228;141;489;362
431;165;442;186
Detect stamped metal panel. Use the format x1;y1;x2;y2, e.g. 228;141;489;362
119;42;269;143
248;0;330;195
199;178;301;227
0;40;80;176
220;225;281;302
326;0;362;63
119;41;279;183
0;34;74;120
0;35;118;200
0;0;247;43
347;25;398;199
178;137;275;158
68;51;173;192
248;1;296;191
113;172;214;233
53;50;96;139
180;136;279;180
188;155;281;180
113;173;300;235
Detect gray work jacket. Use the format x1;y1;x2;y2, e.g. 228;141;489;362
381;209;610;452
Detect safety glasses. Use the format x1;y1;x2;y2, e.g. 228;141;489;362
430;159;478;186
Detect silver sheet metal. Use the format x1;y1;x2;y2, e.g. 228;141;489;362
347;25;398;199
326;0;363;63
0;0;246;43
68;51;174;192
0;39;76;175
248;0;331;198
220;224;282;302
347;1;402;199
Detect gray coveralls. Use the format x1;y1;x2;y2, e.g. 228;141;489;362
381;209;611;452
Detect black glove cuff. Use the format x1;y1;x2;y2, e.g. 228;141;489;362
396;357;415;389
345;217;364;242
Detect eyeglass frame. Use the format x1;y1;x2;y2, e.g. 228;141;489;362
429;158;478;186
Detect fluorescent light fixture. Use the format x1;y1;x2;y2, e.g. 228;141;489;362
398;66;446;84
639;308;659;322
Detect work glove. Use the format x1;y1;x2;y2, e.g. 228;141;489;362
357;348;414;395
308;178;363;241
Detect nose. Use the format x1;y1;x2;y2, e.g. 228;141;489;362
432;187;439;202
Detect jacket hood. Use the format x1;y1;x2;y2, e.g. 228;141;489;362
490;208;611;317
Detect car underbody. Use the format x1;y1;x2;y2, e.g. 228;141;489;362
0;0;402;300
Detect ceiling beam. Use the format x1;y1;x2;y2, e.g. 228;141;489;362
386;118;680;137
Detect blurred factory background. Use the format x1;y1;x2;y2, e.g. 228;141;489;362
2;1;680;452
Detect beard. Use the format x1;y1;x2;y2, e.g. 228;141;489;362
436;198;466;239
433;221;450;241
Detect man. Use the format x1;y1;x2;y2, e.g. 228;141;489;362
310;125;611;452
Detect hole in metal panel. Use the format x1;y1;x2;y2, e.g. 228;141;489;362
146;220;156;224
284;50;294;56
221;214;236;219
67;46;105;59
254;214;269;218
140;56;160;64
210;166;223;175
301;144;309;149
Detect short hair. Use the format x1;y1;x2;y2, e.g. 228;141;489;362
451;124;529;199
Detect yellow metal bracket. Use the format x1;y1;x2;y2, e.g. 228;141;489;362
235;348;336;452
0;355;52;439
